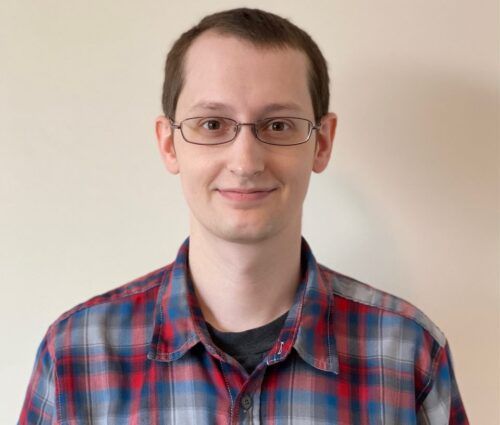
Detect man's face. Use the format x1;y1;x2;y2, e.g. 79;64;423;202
156;32;335;244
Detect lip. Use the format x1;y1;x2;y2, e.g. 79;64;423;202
216;188;277;202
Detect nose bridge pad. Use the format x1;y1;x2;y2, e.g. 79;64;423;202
249;123;258;140
235;123;258;142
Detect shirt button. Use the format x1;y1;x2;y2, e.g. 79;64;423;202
240;394;252;410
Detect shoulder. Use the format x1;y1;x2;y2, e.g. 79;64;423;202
318;263;446;347
44;264;172;350
56;264;170;322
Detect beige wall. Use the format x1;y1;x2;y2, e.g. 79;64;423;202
1;1;498;423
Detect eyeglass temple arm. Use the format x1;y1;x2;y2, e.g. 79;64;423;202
168;117;181;129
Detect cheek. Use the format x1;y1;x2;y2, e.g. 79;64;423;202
177;156;220;202
293;153;315;196
293;170;313;201
179;168;206;201
277;160;313;202
279;146;314;182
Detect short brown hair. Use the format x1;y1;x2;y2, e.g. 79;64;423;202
162;8;330;122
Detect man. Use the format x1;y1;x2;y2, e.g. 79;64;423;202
19;8;468;424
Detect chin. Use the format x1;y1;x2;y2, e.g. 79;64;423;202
209;220;281;245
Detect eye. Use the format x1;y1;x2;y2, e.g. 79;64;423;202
266;119;292;132
201;119;223;130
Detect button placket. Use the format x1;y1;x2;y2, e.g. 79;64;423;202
238;368;265;424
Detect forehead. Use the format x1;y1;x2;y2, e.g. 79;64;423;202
177;32;313;117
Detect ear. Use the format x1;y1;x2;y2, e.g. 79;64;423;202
312;112;337;173
155;115;180;174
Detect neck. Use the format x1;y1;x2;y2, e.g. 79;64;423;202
188;223;302;332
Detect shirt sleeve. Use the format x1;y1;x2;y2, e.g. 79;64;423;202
18;333;58;425
416;341;469;424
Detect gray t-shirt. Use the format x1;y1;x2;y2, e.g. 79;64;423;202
206;311;288;374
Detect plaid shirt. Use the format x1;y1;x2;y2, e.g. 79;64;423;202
19;238;468;424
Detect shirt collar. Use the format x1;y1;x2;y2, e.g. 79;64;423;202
267;238;339;374
147;237;339;374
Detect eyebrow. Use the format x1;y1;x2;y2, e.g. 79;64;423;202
187;101;305;116
187;102;234;115
260;102;304;115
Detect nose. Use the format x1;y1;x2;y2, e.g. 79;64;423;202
226;124;265;178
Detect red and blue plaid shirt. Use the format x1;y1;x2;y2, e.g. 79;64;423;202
19;238;468;424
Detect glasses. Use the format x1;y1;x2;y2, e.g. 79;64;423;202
169;116;320;146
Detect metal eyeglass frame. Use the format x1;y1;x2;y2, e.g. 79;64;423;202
168;116;321;146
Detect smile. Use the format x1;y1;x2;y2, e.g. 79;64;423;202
216;188;277;202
